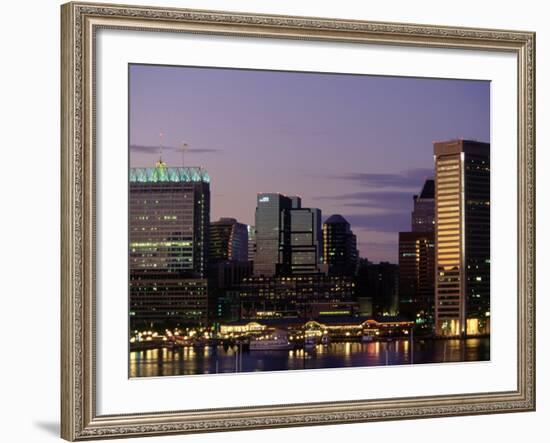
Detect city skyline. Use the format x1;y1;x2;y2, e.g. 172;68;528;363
129;64;490;262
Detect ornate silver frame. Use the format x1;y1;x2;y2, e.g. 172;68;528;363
61;2;536;440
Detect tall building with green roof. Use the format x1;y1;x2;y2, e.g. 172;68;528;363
129;160;211;328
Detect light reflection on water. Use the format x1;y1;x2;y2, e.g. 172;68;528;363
129;338;490;378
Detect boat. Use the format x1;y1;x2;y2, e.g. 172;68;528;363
361;330;377;342
304;336;317;349
249;330;293;351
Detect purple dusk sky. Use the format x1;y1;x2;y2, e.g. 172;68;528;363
129;64;490;263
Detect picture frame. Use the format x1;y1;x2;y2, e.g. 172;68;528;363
61;1;536;440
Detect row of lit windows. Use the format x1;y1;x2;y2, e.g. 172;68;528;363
438;197;459;205
437;158;460;166
437;230;460;237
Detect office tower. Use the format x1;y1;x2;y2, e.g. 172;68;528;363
322;214;358;276
411;179;435;232
253;193;293;276
209;217;249;263
208;259;253;322
289;195;302;209
434;140;490;336
398;231;435;323
357;260;399;316
283;207;323;275
398;179;436;324
207;217;250;321
208;218;251;320
247;225;255;263
129;160;210;328
254;193;323;276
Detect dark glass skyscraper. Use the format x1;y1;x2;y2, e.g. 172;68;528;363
284;207;323;275
254;193;322;276
411;179;435;232
129;160;210;328
209;217;249;263
362;261;399;316
322;214;358;276
434;140;490;337
253;193;293;276
208;217;251;322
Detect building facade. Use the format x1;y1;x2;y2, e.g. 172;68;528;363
434;140;490;336
366;261;399;317
209;217;249;263
129;272;208;327
247;224;256;265
411;179;435;232
283;207;323;275
239;274;357;320
254;193;323;276
129;160;210;329
322;214;358;276
398;231;435;323
398;179;436;325
253;193;293;276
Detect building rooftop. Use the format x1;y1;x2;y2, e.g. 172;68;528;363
130;164;210;183
433;139;490;156
212;217;239;225
324;214;349;225
419;179;435;199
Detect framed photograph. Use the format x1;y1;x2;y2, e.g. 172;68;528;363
61;1;536;440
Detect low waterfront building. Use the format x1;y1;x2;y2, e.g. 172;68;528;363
239;274;356;320
219;316;414;339
129;270;208;329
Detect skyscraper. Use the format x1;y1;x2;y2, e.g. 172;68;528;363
398;179;436;324
253;193;293;276
284;206;323;275
434;140;490;337
247;225;256;264
411;179;435;232
129;160;211;328
360;261;399;316
208;217;251;321
209;217;249;263
254;193;323;276
398;231;435;322
322;214;358;276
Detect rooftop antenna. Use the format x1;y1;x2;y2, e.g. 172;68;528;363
156;131;166;168
180;141;188;167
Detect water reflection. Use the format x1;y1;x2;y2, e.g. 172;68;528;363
129;338;490;378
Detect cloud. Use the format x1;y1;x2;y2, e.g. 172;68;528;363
316;190;415;235
315;190;413;211
130;144;222;154
330;168;433;189
343;213;410;233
